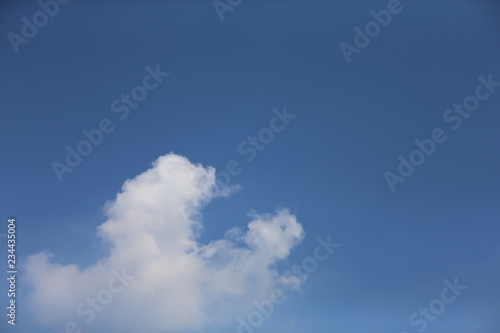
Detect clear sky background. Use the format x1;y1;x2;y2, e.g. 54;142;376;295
1;1;499;332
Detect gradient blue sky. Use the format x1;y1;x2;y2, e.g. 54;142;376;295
1;1;500;332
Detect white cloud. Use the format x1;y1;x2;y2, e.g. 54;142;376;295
25;153;305;331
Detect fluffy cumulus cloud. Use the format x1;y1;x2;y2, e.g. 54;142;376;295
25;153;305;331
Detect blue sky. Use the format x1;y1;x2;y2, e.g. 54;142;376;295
1;1;500;332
